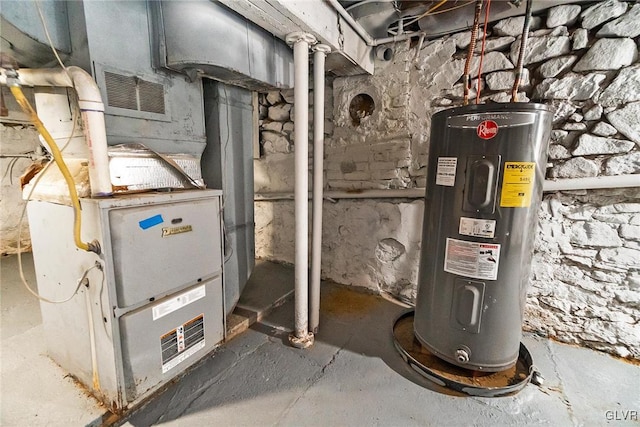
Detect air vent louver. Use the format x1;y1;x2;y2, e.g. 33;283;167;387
104;72;137;110
105;71;165;115
138;80;165;114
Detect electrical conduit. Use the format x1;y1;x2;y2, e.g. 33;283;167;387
310;44;331;335
463;0;484;106
475;0;492;104
511;0;533;102
286;32;317;349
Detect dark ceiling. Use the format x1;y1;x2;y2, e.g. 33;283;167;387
338;0;590;39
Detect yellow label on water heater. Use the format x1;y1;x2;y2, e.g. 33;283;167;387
500;162;536;208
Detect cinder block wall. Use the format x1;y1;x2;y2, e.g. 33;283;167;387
255;1;640;359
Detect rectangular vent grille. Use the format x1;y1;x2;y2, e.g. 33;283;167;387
160;314;205;373
138;80;165;114
105;71;165;115
104;72;137;110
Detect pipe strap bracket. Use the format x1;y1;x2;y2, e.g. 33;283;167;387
286;32;317;46
289;332;315;349
312;44;331;54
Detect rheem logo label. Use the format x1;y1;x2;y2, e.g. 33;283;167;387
477;120;498;139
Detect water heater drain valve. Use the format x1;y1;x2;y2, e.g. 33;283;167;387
455;348;470;364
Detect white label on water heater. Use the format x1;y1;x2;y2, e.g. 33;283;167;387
444;238;501;280
152;284;206;321
436;157;457;186
459;217;496;239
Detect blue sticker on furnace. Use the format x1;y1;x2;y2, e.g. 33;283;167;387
139;214;164;230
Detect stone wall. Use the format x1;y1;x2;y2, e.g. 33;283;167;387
255;78;334;193
255;0;640;359
255;199;423;302
530;188;640;358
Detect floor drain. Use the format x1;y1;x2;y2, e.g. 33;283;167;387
393;311;535;397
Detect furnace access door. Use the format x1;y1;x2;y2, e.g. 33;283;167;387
29;190;225;411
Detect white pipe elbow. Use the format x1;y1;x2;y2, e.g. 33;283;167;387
1;66;112;196
67;66;105;112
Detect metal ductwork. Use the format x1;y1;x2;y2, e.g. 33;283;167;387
150;0;294;91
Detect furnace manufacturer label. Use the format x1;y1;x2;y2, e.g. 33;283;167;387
153;285;206;321
436;157;457;186
500;162;536;208
162;224;193;237
459;217;496;239
161;314;205;374
444;238;501;280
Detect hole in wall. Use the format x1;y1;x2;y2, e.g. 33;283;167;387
349;93;375;126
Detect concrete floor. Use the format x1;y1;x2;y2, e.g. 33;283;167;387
1;254;639;426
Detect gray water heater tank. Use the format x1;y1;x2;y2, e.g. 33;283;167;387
414;103;552;372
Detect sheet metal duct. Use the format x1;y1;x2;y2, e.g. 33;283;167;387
2;0;271;315
0;1;71;67
151;0;294;90
202;81;255;315
64;0;207;157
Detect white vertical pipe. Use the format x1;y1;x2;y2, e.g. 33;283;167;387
310;44;331;334
67;67;112;197
286;32;317;348
293;39;310;341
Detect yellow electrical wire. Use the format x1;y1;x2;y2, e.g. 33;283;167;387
427;0;475;16
16;98;100;304
402;0;449;27
9;85;90;252
424;0;449;16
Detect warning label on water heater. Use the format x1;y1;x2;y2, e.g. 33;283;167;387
444;238;501;280
459;217;496;239
436;157;457;186
500;162;536;208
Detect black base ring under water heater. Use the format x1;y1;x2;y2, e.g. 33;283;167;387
401;103;552;394
393;311;536;397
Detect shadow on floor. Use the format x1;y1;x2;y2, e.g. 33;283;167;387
121;265;479;426
4;255;638;426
